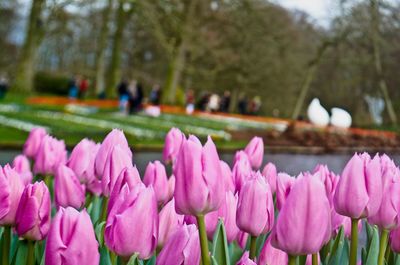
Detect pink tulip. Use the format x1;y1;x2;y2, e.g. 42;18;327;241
313;164;339;206
143;161;169;205
271;174;331;255
162;127;185;164
0;165;25;225
236;172;274;236
236;231;249;249
67;138;100;184
101;144;133;197
205;191;240;242
45;207;99;265
12;154;33;185
276;173;295;210
86;178;103;196
244;136;264;169
258;237;288;265
15;181;51;240
262;162;277;193
232;151;252;192
390;226;400;253
236;251;256;265
95;129;132;179
23;127;47;158
174;135;224;215
166;175;175;202
368;155;400;230
105;183;158;259
333;153;383;219
220;160;235;193
156;224;200;265
158;199;184;248
54;165;86;209
331;210;362;238
34;135;67;175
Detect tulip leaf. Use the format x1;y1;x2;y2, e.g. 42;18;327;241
95;221;106;246
211;255;219;265
211;220;230;265
34;240;45;265
144;255;156;265
326;226;345;265
89;195;102;224
364;225;379;265
126;253;143;265
320;239;333;263
338;239;349;265
298;255;307;265
12;240;28;265
10;233;19;263
256;233;268;257
229;242;245;264
99;245;111;265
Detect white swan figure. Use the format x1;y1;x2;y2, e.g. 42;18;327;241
330;107;352;128
307;98;330;127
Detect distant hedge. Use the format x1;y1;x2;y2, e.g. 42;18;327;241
34;72;70;95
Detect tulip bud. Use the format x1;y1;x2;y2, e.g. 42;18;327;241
143;161;169;205
45;207;100;265
95;129;132;179
67;138;100;184
156;224;200;265
232;151;252;192
105;183;158;259
236;231;249;249
236;172;274;237
368;155;400;230
276;173;295;210
166;175;175;202
15;181;51;240
54;165;86;209
271;174;331;255
313;164;339;207
236;251;256;265
23;127;47;158
262;162;277;193
174;135;224;215
258;237;288;265
0;165;25;225
34;135;67;175
101;144;133;197
86;178;103;196
13;154;33;185
220;160;235;193
162;127;185;164
158;199;184;248
333;153;383;219
244;136;264;169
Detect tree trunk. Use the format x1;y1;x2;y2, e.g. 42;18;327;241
94;0;113;96
106;0;130;98
370;0;397;124
12;0;45;92
164;42;186;104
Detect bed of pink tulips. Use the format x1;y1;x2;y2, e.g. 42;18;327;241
1;127;400;265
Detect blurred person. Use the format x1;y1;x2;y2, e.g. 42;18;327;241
185;89;195;114
237;93;247;115
208;93;220;112
197;92;210;111
117;79;129;113
149;84;162;105
0;74;9;99
78;76;89;99
128;80;144;114
219;90;231;112
248;96;262;115
68;75;79;99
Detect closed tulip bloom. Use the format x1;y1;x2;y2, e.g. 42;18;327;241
220;160;235;193
271;174;331;255
236;231;249;249
333;153;383;219
95;129;132;179
276;173;295;210
258;237;288;265
368;155;400;230
232;151;252;192
174;135;224;215
54;165;85;209
143;161;169;205
0;165;25;225
67;138;100;184
23;127;47;158
13;154;33;185
262;162;277;193
205;191;240;242
331;210;362;238
158;199;184;248
45;207;99;265
15;181;51;241
162;127;185;164
313;164;339;206
244;136;264;169
101;144;133;197
34;135;67;175
236;172;274;236
166;175;175;202
86;178;103;196
105;183;158;259
156;224;200;265
236;251;256;265
108;166;142;214
390;226;400;253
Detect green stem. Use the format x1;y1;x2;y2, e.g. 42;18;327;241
26;240;35;265
378;229;389;265
196;215;211;265
288;255;297;265
249;235;257;260
312;253;318;265
100;196;109;223
110;252;117;265
2;226;10;265
349;219;359;265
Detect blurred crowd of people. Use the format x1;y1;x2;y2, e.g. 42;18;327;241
68;75;89;99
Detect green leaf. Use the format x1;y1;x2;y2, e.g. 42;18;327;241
95;221;106;246
256;233;268;258
298;255;307;265
35;240;45;265
126;253;143;265
365;225;379;265
211;255;219;265
89;195;102;224
229;242;244;265
13;240;28;265
144;255;156;265
99;245;111;265
338;239;350;265
211;220;230;265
